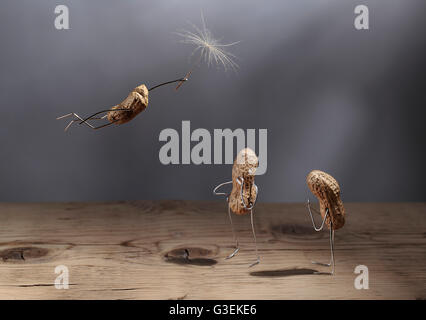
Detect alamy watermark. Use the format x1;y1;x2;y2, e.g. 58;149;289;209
354;5;369;30
54;5;69;30
354;265;369;290
54;265;69;289
159;121;267;175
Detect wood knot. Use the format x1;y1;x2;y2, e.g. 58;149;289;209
0;247;49;262
164;247;217;266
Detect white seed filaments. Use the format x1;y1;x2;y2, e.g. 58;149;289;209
176;13;240;73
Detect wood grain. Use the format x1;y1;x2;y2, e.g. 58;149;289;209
0;201;425;300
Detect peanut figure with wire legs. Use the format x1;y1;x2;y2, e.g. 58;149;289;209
57;76;188;131
213;148;260;267
306;170;345;275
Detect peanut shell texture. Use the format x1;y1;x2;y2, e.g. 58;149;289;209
229;148;259;215
306;170;345;230
107;84;149;124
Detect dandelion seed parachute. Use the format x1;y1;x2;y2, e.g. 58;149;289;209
174;12;240;89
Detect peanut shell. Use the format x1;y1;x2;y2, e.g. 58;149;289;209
306;170;345;230
229;148;259;215
107;84;149;124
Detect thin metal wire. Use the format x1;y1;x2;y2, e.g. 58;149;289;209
307;198;329;231
213;177;260;266
330;225;335;274
90;119;120;130
312;222;335;275
237;177;258;210
148;78;187;91
78;108;130;126
56;113;104;131
225;203;239;259
56;109;129;131
212;180;239;259
306;199;335;275
249;207;260;268
240;179;260;267
213;180;232;197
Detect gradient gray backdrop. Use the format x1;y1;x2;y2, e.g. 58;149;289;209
0;0;425;202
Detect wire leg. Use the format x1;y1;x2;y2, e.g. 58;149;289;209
57;113;97;131
57;112;120;131
306;199;335;275
248;208;260;268
90;120;119;130
77;107;128;126
312;221;335;275
330;226;335;274
225;203;240;260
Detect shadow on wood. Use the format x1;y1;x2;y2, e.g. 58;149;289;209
250;268;318;277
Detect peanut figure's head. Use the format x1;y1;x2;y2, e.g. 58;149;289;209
229;148;259;215
306;170;345;230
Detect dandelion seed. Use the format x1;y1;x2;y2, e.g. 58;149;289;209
176;12;240;74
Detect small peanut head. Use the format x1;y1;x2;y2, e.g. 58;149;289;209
229;148;259;215
306;170;345;230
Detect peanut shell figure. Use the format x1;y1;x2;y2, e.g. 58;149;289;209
213;148;260;267
306;170;345;275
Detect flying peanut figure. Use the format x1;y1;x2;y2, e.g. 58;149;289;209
57;77;188;131
306;170;345;275
58;12;239;131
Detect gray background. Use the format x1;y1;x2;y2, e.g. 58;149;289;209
0;0;425;202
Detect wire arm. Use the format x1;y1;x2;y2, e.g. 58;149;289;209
307;198;329;231
213;180;233;197
149;77;188;91
237;177;258;210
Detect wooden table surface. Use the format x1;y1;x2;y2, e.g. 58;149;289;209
0;201;424;300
